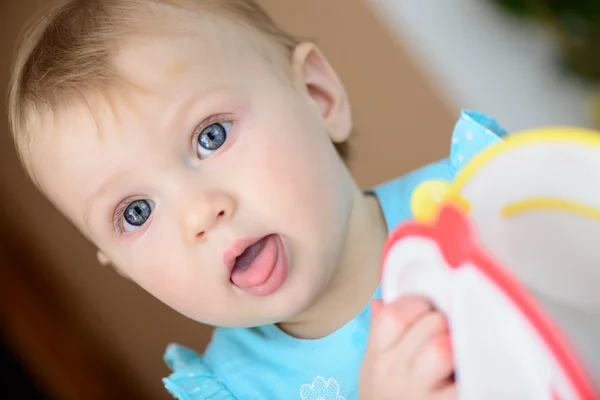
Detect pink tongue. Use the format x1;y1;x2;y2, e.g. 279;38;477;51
231;235;278;289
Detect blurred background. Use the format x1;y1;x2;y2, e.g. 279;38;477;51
0;0;597;399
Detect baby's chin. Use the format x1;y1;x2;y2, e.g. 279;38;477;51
197;311;301;330
170;251;337;330
174;293;308;330
210;291;325;331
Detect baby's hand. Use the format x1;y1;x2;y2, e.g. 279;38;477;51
359;296;456;400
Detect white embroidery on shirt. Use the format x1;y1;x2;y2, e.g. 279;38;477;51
300;376;346;400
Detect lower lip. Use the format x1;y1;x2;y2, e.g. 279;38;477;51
234;235;289;297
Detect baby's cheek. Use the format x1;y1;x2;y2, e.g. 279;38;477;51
129;260;209;311
261;138;342;209
114;242;181;288
267;158;339;229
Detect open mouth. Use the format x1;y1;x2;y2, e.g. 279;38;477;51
227;234;288;297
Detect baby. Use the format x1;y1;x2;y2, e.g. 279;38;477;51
7;0;506;399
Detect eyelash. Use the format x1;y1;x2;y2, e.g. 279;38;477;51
112;114;234;234
191;113;234;157
113;199;134;234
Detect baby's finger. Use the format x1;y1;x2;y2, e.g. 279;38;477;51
370;299;383;323
398;312;450;385
433;383;458;400
415;331;454;388
371;296;434;351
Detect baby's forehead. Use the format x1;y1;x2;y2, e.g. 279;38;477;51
113;13;283;87
28;97;167;234
32;28;276;155
31;101;120;172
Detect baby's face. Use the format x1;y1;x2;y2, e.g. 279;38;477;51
28;19;355;327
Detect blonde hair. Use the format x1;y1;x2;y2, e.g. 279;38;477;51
8;0;349;170
9;0;351;168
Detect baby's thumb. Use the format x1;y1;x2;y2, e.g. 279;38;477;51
368;299;403;351
364;299;385;361
370;299;383;325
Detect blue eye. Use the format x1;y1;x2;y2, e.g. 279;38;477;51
122;199;153;232
196;122;232;158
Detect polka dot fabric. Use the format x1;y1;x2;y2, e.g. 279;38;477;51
450;110;507;172
163;344;236;400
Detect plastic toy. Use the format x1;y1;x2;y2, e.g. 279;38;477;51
381;127;600;400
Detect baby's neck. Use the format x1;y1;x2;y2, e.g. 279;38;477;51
278;188;387;339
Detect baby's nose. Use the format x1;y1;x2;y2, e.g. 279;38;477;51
180;192;236;241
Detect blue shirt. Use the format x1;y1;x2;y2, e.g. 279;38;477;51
162;110;507;400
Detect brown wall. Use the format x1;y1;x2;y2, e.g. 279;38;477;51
0;1;454;399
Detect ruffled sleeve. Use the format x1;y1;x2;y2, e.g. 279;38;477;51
450;110;507;173
163;344;237;400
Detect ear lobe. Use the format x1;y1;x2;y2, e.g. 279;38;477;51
96;250;111;266
292;42;352;143
96;250;130;279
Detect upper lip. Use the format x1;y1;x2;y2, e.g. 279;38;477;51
222;236;264;273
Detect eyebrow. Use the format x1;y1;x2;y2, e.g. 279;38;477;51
80;93;197;232
80;94;200;232
81;85;234;232
83;173;125;233
163;85;233;137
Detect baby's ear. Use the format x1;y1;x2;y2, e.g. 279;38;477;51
292;42;352;143
96;250;130;279
96;250;111;266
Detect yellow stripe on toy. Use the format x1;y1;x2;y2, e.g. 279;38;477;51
503;197;600;222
